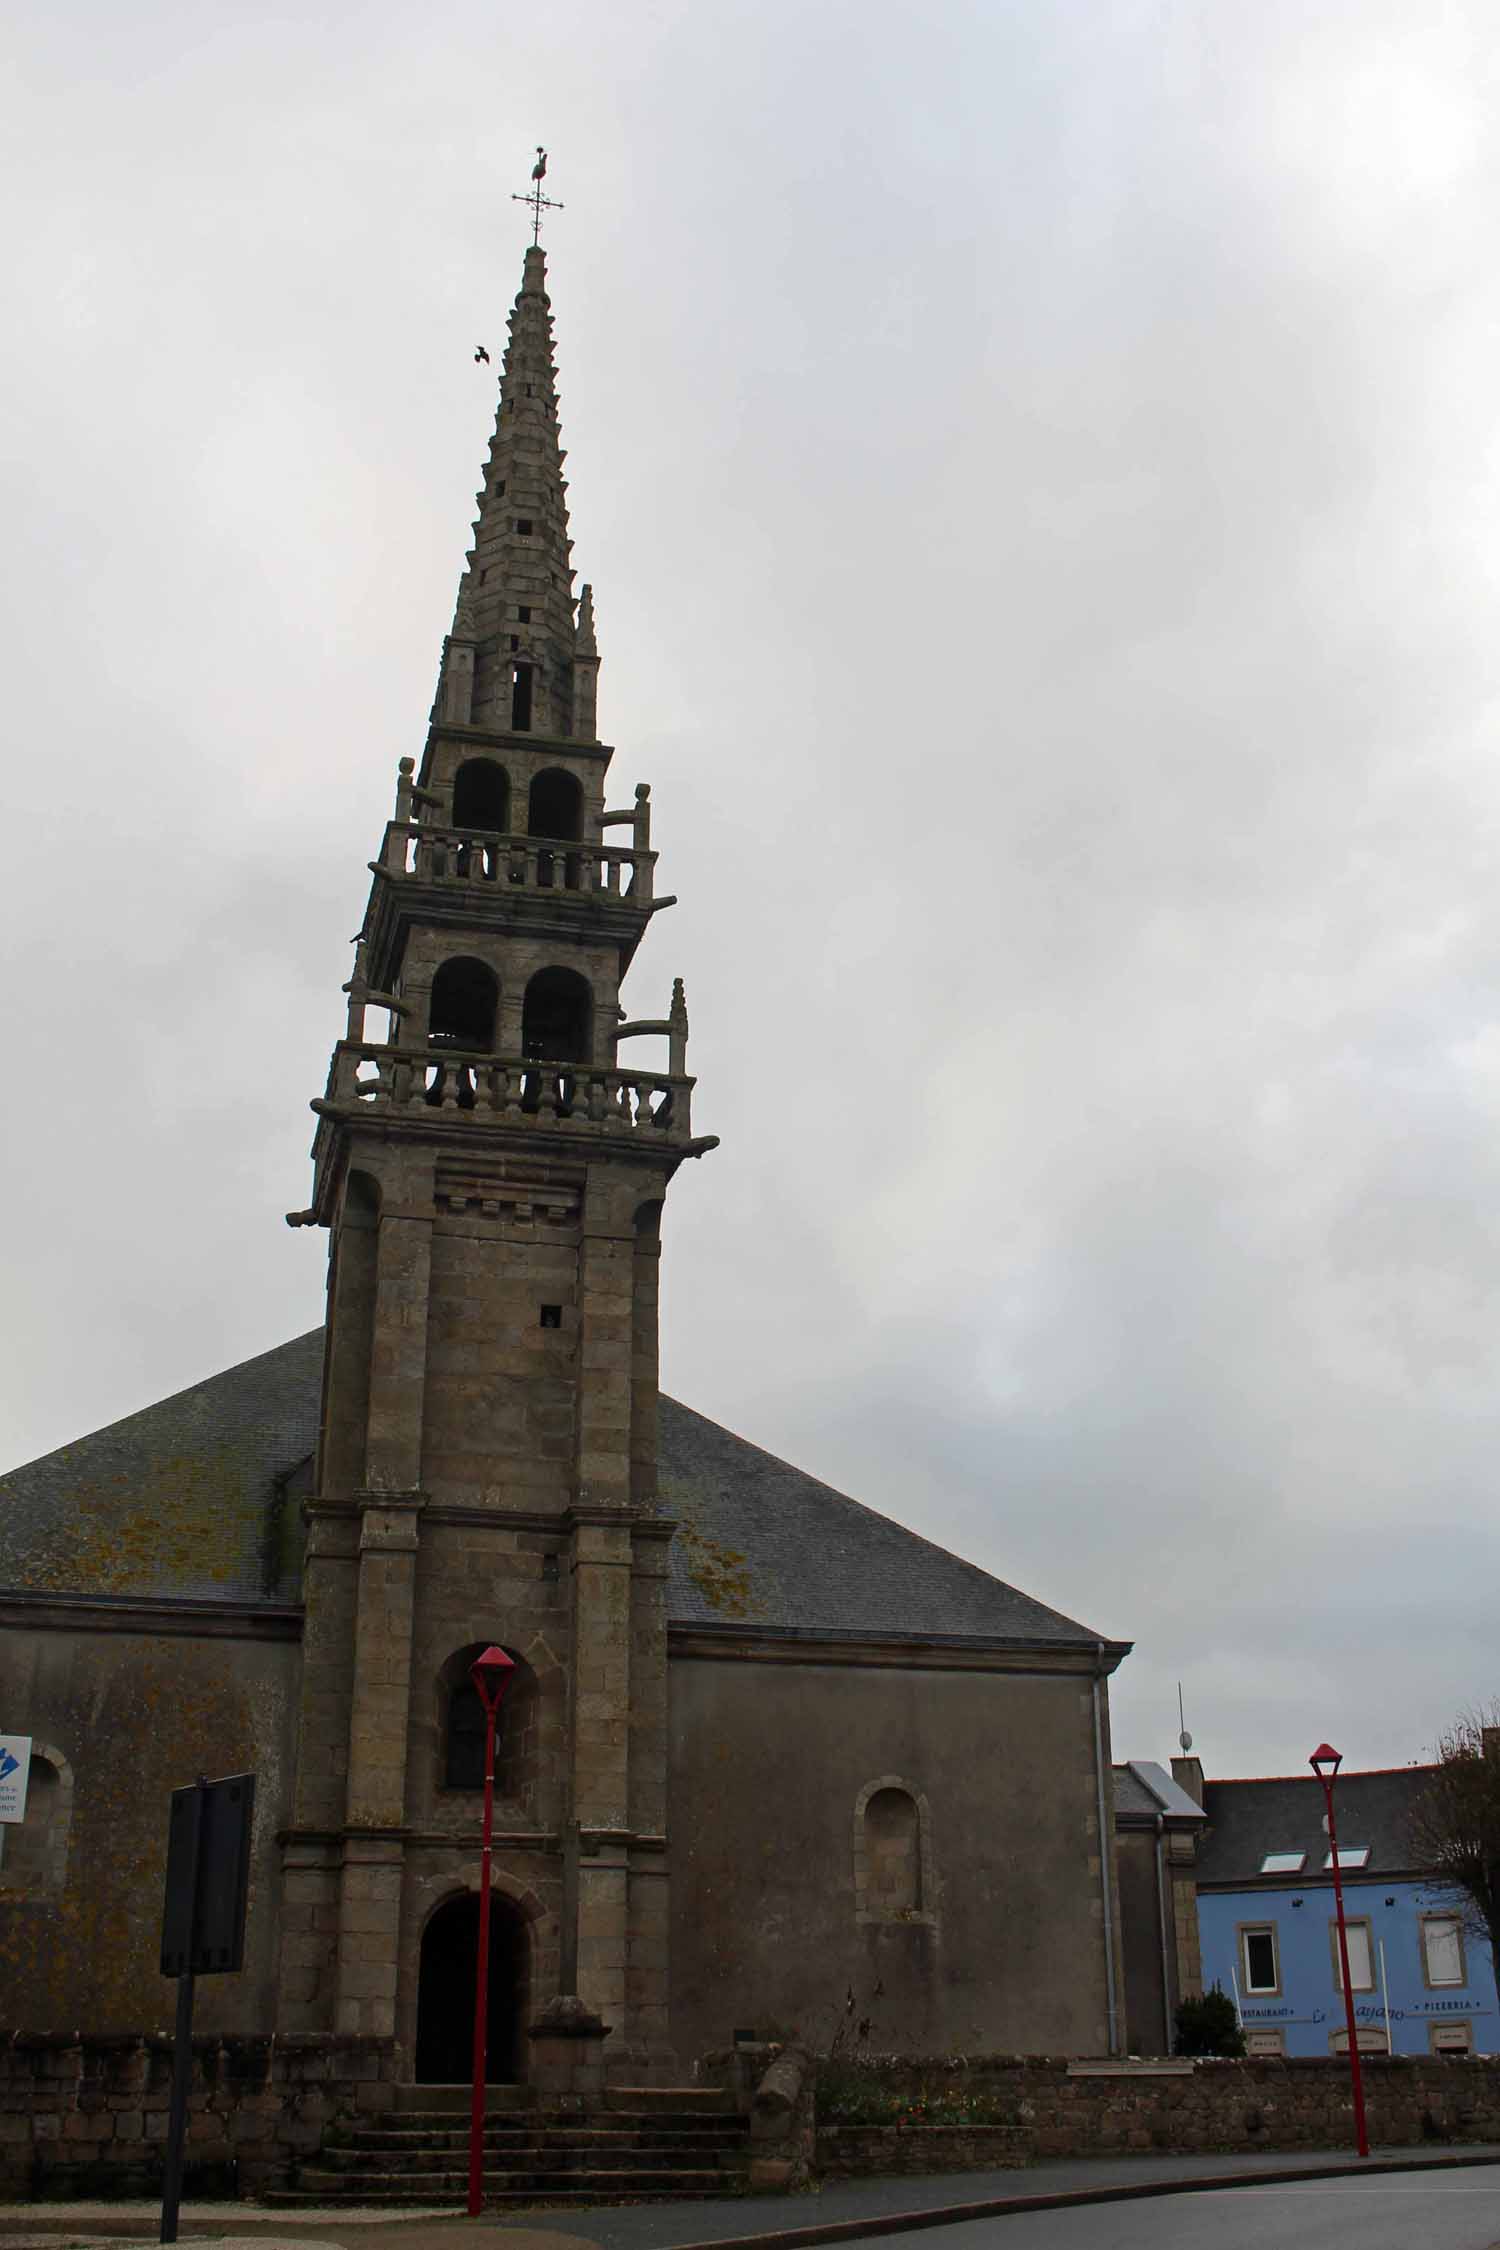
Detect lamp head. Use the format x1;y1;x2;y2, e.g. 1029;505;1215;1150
1309;1742;1342;1783
471;1644;517;1711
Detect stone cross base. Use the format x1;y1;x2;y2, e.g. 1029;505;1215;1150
527;1995;611;2106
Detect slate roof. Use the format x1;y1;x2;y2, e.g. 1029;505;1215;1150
0;1331;1119;1652
1196;1768;1439;1887
1112;1766;1160;1820
1113;1760;1206;1827
659;1395;1112;1648
1129;1760;1206;1820
0;1331;323;1603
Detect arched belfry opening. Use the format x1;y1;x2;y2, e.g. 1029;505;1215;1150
522;968;591;1064
415;1891;529;2084
528;768;583;841
528;769;584;890
429;958;498;1051
453;758;510;834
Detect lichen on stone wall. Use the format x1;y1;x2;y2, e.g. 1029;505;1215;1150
8;1447;272;1598
0;1640;275;2034
674;1515;761;1619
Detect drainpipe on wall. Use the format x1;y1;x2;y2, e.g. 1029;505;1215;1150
1155;1814;1174;2055
1092;1646;1121;2056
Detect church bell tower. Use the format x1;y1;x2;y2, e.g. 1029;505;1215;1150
277;237;713;2078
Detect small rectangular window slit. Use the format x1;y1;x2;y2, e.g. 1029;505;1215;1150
511;662;533;730
540;1305;562;1329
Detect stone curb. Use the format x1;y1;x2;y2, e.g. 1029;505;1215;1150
656;2148;1500;2250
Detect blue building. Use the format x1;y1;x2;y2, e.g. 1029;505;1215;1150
1196;1766;1496;2057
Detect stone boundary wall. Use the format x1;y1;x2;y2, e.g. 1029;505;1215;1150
814;2054;1500;2177
0;2034;402;2200
7;2039;1500;2202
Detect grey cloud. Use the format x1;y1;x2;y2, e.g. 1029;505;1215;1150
6;0;1500;1776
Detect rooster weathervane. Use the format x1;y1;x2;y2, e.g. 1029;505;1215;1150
513;147;564;245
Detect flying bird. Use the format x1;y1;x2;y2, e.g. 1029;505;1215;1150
532;148;547;181
474;345;490;364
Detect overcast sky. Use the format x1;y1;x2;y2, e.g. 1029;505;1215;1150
7;0;1500;1778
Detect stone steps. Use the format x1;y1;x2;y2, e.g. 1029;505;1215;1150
317;2141;745;2172
390;2082;734;2116
271;2166;736;2205
274;2101;752;2207
323;2122;742;2149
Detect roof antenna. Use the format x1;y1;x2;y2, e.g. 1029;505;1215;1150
1177;1680;1193;1755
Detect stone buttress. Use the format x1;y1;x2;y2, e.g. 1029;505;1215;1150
276;242;713;2079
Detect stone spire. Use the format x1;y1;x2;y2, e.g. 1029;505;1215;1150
443;243;586;738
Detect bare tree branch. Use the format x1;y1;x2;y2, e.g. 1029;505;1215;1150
1407;1703;1500;2013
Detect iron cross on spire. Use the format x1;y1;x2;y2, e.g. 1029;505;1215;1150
513;146;564;245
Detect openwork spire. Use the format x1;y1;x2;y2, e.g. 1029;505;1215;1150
447;244;593;739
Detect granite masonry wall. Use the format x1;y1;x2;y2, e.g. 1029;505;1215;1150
7;2040;1500;2203
0;2034;401;2200
813;2054;1500;2177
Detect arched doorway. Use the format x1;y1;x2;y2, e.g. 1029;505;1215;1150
414;1891;529;2083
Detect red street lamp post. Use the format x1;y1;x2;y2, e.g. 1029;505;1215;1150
468;1645;516;2217
1310;1742;1369;2160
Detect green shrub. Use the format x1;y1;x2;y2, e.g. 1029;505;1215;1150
815;2060;906;2124
1174;1985;1247;2057
814;2059;1017;2126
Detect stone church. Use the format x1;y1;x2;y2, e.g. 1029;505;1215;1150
0;241;1131;2079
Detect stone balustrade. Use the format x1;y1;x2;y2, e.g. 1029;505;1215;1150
380;823;653;905
323;1043;693;1140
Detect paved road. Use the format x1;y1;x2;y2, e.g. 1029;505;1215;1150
6;2152;1500;2249
844;2166;1500;2250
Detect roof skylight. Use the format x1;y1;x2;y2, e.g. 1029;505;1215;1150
1259;1851;1307;1874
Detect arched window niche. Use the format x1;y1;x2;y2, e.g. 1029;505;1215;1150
0;1743;74;1897
852;1775;936;1927
438;1645;539;1807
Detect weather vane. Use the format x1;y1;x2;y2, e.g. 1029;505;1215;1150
513;146;563;245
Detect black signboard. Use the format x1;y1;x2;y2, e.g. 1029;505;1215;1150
158;1773;255;2243
160;1772;254;1977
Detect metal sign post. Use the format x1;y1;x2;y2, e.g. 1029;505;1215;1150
159;1782;205;2248
158;1773;255;2244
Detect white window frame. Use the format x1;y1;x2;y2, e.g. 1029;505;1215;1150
1330;1916;1375;1992
1421;1913;1466;1990
1239;1922;1280;1995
